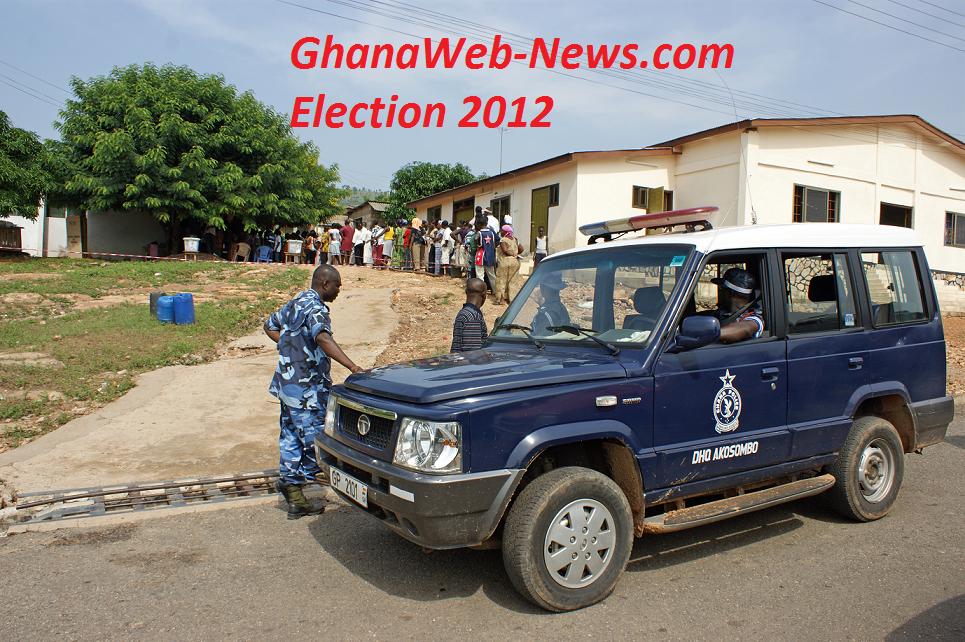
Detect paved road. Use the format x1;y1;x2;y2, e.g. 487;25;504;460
1;407;962;642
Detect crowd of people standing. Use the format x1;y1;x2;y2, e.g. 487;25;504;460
225;206;538;305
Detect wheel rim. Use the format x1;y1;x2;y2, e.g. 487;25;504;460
543;498;615;589
857;438;896;503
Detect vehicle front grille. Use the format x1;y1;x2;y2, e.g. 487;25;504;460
338;405;394;450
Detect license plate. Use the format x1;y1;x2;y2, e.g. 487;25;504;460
330;467;368;508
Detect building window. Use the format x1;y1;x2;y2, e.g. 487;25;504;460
880;203;912;228
453;198;474;211
663;190;674;212
793;185;839;223
490;196;511;220
426;205;441;222
946;213;965;248
632;186;668;212
547;184;560;207
632;186;648;209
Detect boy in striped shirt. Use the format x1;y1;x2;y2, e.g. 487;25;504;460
450;278;488;352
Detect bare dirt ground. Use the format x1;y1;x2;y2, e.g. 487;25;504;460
0;265;511;501
943;315;965;397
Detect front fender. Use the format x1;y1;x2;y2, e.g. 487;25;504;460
504;420;643;469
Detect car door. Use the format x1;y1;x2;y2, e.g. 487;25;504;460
652;251;790;489
783;251;869;458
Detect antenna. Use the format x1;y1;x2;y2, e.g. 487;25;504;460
498;127;511;174
716;70;757;225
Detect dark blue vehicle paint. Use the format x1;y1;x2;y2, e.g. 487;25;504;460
786;329;869;458
868;323;947;402
652;339;788;487
344;347;630;404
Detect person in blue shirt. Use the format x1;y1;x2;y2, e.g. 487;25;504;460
264;264;363;519
473;214;497;293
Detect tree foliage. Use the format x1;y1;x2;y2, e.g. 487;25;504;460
54;63;346;242
339;185;391;209
387;161;483;222
0;110;52;220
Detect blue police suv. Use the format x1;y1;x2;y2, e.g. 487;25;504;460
316;208;953;611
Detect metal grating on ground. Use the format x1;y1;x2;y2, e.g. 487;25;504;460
14;470;324;523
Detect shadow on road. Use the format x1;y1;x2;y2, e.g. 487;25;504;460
305;491;869;611
307;503;545;614
942;435;965;451
886;594;965;642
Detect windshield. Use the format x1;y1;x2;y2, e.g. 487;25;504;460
493;244;693;348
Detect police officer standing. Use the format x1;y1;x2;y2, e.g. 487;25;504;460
264;265;363;519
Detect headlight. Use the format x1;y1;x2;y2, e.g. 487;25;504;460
324;394;337;436
393;418;462;474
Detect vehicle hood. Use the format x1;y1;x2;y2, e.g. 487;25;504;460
343;348;628;404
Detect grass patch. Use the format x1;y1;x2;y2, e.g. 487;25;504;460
0;257;309;452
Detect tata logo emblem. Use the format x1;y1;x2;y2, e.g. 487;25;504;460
357;415;371;436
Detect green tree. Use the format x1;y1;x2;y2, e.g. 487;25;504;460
387;161;482;222
54;63;345;249
338;186;391;209
0;110;51;219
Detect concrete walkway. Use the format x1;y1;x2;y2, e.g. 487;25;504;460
0;288;397;494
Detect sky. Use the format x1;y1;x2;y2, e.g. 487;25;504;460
2;0;964;192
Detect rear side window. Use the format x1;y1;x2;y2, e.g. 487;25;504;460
783;253;858;334
860;251;926;325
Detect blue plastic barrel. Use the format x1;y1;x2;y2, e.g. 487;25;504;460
173;293;195;325
156;296;175;323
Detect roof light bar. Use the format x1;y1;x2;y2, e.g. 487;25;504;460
579;206;720;237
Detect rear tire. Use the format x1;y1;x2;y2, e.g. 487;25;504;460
502;466;633;612
826;416;904;522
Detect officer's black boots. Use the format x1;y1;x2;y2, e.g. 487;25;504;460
274;480;326;520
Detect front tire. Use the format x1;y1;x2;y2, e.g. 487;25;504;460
502;466;633;612
827;416;905;522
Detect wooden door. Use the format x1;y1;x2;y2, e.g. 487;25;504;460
530;187;549;253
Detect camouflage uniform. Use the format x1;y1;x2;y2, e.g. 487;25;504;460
266;289;332;485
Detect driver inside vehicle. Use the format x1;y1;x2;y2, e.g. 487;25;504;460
531;271;571;335
703;267;765;343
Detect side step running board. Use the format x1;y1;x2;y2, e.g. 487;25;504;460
641;474;836;534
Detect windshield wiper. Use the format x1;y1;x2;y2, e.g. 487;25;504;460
493;323;544;350
547;325;620;355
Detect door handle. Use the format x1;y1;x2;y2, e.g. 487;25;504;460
848;357;864;370
761;367;780;382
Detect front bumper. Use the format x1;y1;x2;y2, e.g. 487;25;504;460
316;432;524;549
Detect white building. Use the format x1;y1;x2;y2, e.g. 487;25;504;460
7;202;167;258
5;203;71;257
407;115;965;277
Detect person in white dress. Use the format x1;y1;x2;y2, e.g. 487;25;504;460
439;221;454;276
359;224;373;266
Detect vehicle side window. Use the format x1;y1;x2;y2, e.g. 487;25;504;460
784;253;857;334
684;254;770;342
860;251;926;325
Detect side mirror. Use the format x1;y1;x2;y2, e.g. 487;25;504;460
673;316;721;351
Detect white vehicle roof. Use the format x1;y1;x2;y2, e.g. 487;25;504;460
555;223;922;259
